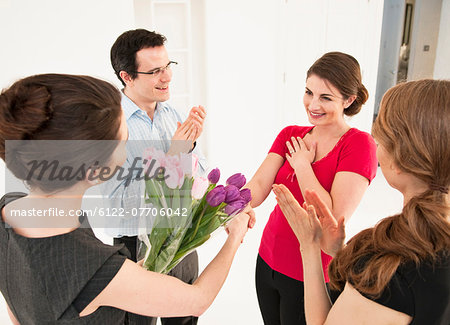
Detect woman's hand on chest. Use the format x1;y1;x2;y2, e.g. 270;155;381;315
285;136;317;171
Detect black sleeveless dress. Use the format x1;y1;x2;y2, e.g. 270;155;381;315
0;193;131;324
330;252;450;325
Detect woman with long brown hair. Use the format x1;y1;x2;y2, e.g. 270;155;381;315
274;79;450;324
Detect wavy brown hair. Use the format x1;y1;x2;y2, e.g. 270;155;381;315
328;79;450;297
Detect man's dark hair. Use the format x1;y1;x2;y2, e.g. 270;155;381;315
110;29;167;86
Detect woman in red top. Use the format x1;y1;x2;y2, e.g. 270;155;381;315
245;52;378;324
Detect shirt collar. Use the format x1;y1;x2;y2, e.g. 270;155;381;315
121;91;141;120
121;90;168;121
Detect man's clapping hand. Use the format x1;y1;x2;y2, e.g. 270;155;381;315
169;105;206;154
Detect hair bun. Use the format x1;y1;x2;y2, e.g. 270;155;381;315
344;83;368;117
0;82;53;142
358;84;369;105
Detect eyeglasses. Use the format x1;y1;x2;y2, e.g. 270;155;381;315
133;61;178;76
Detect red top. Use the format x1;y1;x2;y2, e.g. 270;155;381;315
259;126;378;282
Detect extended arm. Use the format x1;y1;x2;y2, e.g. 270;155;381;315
273;185;344;324
301;245;332;325
81;212;250;318
244;153;284;208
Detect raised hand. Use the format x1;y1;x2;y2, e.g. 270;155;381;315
285;136;317;171
171;106;206;141
172;120;196;142
272;184;322;250
168;121;195;155
169;106;206;155
188;105;206;141
304;189;345;257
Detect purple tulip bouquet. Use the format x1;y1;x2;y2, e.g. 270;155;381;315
138;147;251;274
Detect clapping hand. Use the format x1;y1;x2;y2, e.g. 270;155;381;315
169;106;206;154
273;185;345;256
303;190;345;257
187;105;206;142
273;184;322;250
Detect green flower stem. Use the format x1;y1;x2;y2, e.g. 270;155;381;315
188;204;208;242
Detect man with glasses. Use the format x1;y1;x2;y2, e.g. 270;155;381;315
104;29;206;325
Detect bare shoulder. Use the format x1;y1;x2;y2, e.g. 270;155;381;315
325;282;412;325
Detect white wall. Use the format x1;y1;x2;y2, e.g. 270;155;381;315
408;0;443;79
434;0;450;78
203;0;283;182
0;0;134;88
0;0;135;196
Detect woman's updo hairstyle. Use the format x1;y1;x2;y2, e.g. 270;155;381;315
307;51;368;116
0;74;122;192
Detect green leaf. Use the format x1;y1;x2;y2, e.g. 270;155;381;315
164;235;211;273
145;179;163;207
144;224;171;270
153;227;186;273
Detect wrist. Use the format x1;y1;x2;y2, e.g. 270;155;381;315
294;161;312;173
227;233;243;247
326;243;345;258
300;242;321;256
168;140;192;155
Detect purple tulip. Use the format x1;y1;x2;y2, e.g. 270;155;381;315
208;168;220;184
206;185;226;207
224;185;240;204
224;200;247;215
239;188;252;204
226;173;246;189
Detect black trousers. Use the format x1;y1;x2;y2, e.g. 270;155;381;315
114;236;199;325
255;254;307;325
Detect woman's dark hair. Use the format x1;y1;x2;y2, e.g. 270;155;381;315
329;79;450;297
110;29;167;86
0;74;122;192
307;52;368;116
